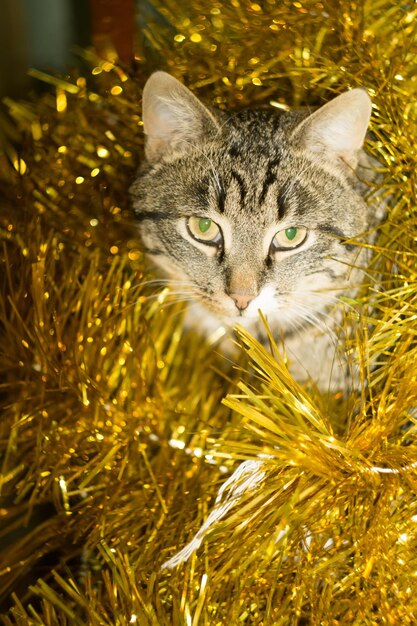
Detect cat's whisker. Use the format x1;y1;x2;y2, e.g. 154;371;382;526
328;257;379;286
158;299;194;311
150;290;195;303
282;298;339;341
289;290;342;311
137;278;196;289
300;297;353;322
277;312;304;338
295;300;346;335
104;290;197;322
280;306;324;338
164;300;203;323
125;278;196;299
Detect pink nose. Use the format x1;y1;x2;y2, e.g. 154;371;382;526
230;293;254;311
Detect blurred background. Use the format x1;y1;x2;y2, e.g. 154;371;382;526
0;0;138;98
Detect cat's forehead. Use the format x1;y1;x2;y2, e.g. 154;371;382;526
186;140;319;219
218;113;287;161
193;110;310;182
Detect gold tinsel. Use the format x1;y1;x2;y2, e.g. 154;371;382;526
1;1;417;624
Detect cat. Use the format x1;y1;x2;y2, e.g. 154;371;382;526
130;71;383;390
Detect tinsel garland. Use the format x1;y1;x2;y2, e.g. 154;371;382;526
1;1;417;623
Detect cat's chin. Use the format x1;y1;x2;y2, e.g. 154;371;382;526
221;314;261;330
183;302;254;334
183;302;290;346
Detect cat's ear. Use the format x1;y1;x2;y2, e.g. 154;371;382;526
142;71;219;163
294;89;372;168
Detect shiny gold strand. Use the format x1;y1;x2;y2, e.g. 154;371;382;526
0;0;417;623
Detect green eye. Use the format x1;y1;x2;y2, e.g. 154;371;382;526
197;218;213;233
285;227;298;241
187;216;222;245
272;226;308;251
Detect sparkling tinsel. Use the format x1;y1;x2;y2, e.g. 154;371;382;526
1;1;417;624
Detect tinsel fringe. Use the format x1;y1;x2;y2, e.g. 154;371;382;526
1;1;417;623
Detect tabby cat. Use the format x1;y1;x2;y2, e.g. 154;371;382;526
130;71;381;389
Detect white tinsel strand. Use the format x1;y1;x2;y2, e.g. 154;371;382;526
162;459;267;569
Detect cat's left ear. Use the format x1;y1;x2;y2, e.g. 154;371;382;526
293;89;372;168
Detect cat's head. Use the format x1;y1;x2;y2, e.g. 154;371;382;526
130;71;373;332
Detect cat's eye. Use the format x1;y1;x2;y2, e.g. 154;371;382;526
271;226;308;251
187;217;222;246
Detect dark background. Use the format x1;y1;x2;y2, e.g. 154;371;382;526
0;0;142;98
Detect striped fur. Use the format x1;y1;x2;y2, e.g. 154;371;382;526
130;73;383;389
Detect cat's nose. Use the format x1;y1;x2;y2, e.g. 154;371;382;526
230;293;254;311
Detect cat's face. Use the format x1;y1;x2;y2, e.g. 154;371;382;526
130;72;373;334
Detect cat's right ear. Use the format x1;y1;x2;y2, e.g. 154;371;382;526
142;72;219;163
